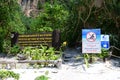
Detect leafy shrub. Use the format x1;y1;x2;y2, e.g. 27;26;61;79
35;71;49;80
30;2;69;33
0;28;5;52
83;54;90;68
98;48;109;59
83;48;109;67
10;45;20;55
0;70;19;80
22;45;61;60
35;75;49;80
3;40;11;53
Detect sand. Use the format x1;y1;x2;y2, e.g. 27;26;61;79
5;61;120;80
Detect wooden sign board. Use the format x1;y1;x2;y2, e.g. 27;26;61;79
17;32;52;47
11;30;61;49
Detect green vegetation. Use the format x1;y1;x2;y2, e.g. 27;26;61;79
0;70;19;80
30;2;69;33
35;71;49;80
98;48;109;59
83;48;109;67
35;75;49;80
9;45;20;55
22;45;61;60
0;0;25;52
20;45;62;67
83;54;90;68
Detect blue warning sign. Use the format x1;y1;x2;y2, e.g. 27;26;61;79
101;35;110;49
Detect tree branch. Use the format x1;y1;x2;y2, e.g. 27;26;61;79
84;2;94;22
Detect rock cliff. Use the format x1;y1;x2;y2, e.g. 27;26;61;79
18;0;45;17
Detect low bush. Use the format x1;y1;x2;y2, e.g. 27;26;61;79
0;70;20;80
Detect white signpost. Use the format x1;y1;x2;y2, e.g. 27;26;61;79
82;29;101;53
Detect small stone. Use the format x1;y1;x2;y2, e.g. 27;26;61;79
17;54;27;60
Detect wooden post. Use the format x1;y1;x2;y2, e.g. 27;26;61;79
52;30;61;50
11;32;19;47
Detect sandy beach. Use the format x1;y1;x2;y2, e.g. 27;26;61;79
5;61;120;80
